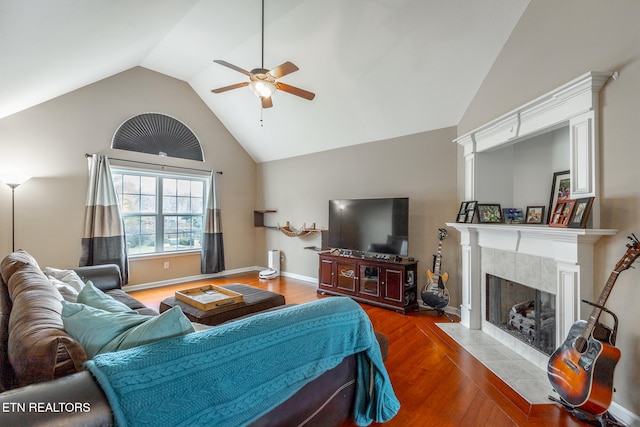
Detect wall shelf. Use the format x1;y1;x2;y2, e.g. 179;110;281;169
277;221;325;237
253;210;277;229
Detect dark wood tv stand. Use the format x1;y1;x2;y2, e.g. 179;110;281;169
317;252;418;314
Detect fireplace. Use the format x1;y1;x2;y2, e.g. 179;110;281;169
445;223;615;370
486;274;555;355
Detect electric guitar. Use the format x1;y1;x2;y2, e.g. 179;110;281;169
421;228;450;310
547;234;640;416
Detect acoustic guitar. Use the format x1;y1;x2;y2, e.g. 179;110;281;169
547;234;639;416
421;228;450;310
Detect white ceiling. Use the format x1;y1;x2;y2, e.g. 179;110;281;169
0;0;529;163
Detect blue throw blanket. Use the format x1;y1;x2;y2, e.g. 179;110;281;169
85;297;400;427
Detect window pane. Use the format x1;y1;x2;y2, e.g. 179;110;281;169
140;195;156;213
163;196;177;214
163;216;178;250
123;216;155;254
140;176;156;195
177;179;191;196
192;197;203;214
112;173;123;193
163;178;176;196
124;216;140;236
121;194;140;213
141;216;155;234
123;175;140;194
191;181;203;196
177;196;191;213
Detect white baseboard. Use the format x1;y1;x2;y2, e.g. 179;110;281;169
278;270;317;285
122;266;261;292
609;401;639;426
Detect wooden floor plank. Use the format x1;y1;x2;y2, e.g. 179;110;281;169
128;273;592;427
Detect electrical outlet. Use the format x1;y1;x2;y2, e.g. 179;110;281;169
163;262;170;269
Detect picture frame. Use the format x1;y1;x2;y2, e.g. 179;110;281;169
456;200;477;223
549;199;575;228
502;208;524;224
465;201;477;223
525;206;545;224
547;170;570;223
477;204;503;223
456;202;468;223
568;197;594;228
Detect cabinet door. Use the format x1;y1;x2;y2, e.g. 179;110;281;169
359;264;380;299
335;260;357;294
319;258;334;289
382;268;403;303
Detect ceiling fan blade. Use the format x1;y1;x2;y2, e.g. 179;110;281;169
214;60;252;76
261;97;273;108
268;62;299;79
276;82;315;100
211;82;249;93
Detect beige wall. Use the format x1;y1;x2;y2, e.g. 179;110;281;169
257;127;461;305
0;67;257;284
459;0;640;414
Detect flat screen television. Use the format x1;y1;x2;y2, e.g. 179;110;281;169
327;197;409;256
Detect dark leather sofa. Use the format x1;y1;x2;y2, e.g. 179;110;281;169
0;250;385;426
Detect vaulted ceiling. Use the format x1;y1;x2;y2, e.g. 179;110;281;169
0;0;529;162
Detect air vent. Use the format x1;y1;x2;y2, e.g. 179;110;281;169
112;113;204;161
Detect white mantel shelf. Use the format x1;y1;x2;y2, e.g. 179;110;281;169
446;222;616;263
447;222;616;240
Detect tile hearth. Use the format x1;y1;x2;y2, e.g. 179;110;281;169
437;323;559;405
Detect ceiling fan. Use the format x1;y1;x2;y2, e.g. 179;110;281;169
210;0;315;109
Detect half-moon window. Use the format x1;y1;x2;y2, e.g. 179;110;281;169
112;113;204;161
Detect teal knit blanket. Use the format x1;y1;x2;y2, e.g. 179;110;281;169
85;297;400;427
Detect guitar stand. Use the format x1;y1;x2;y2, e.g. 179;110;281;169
548;395;626;426
421;303;454;322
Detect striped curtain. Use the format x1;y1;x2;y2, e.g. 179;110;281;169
201;171;225;273
80;154;129;284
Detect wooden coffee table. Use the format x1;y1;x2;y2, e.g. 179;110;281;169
159;283;285;326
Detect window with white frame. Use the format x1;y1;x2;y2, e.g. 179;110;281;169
111;168;207;255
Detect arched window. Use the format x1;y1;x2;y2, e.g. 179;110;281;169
112;113;204;161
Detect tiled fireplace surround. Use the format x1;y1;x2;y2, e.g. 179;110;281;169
455;225;616;369
442;224;615;403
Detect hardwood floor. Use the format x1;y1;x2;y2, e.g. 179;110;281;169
129;273;591;427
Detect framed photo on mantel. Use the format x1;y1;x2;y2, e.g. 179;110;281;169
549;199;575;228
477;204;503;223
568;197;594;228
456;201;477;223
525;206;545;224
547;170;570;223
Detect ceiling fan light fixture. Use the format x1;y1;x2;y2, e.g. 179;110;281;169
248;80;276;99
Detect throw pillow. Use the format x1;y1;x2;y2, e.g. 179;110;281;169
47;275;80;302
77;281;134;313
43;267;85;292
61;302;194;358
100;306;195;354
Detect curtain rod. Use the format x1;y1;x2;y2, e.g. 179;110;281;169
85;153;222;175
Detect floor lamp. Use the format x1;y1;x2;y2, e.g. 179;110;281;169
1;174;31;252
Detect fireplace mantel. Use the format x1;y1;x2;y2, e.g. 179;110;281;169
447;223;616;263
446;222;616;370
